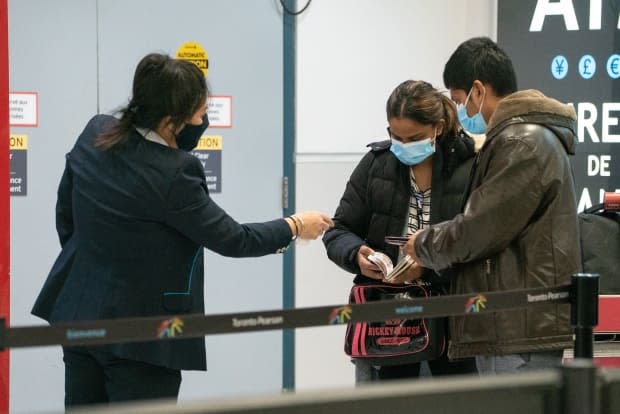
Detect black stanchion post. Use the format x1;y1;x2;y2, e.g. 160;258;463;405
562;360;600;414
571;272;599;359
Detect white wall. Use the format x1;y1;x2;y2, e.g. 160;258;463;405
296;0;497;154
294;0;497;390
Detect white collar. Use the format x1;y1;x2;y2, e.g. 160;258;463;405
135;127;169;147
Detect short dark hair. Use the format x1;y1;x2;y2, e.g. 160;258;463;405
386;80;460;138
443;37;517;97
97;53;208;149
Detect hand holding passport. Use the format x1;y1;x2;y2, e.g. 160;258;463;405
366;236;415;282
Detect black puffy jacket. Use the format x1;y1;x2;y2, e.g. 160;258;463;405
323;131;475;292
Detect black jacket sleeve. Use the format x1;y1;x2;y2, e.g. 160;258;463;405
322;152;376;275
164;155;293;257
55;155;74;247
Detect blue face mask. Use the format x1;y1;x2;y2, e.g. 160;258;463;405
457;87;487;134
390;131;436;166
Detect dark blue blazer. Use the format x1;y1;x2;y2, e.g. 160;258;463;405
32;115;293;370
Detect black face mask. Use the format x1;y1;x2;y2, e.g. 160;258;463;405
177;114;209;151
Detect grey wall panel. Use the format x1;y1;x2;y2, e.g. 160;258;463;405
294;156;363;389
9;0;286;411
8;1;99;413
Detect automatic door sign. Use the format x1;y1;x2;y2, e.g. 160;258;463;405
10;134;28;196
176;41;209;76
191;135;222;193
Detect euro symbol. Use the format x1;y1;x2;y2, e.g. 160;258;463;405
554;58;565;76
607;55;620;79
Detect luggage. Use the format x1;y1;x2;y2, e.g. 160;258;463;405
579;192;620;294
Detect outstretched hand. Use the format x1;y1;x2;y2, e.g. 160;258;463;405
288;211;334;240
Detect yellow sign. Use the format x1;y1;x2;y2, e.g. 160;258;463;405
196;135;222;150
176;41;209;76
9;134;28;150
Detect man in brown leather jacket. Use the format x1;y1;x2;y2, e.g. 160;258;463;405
403;37;581;374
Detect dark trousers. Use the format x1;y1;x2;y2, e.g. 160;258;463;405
354;316;478;383
62;346;181;408
355;352;477;383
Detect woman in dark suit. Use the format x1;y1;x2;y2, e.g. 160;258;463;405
32;53;332;407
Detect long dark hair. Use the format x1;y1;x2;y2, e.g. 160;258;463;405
96;53;208;149
386;80;459;138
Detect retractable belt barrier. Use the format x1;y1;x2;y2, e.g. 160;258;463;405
0;281;585;351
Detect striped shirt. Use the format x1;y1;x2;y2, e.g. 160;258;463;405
406;168;431;235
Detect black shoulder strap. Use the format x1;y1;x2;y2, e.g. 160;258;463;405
583;203;605;214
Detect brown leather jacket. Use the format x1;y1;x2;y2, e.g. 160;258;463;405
414;90;582;359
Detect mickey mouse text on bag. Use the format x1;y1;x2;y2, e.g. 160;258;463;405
344;283;444;366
